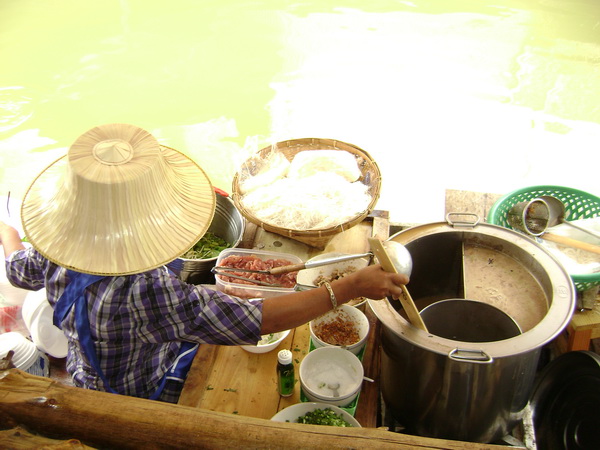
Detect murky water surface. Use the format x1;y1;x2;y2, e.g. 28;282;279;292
1;0;598;223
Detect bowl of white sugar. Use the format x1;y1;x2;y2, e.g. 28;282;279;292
299;346;364;407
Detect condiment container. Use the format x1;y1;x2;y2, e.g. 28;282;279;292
299;346;363;407
309;304;369;355
214;248;302;299
277;349;295;397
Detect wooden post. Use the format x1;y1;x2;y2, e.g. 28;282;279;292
0;369;516;449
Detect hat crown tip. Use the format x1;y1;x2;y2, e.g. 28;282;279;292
93;139;134;165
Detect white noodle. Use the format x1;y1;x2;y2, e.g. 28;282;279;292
241;172;371;230
238;150;290;195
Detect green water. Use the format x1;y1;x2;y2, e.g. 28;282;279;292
1;0;599;223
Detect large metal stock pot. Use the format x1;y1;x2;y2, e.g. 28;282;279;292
369;214;575;443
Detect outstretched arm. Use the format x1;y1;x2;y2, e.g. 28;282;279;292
260;264;407;334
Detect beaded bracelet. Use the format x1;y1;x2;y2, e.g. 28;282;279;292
322;281;337;310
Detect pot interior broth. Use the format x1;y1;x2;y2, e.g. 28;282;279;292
462;243;547;333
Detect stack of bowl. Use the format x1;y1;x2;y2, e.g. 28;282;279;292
297;303;371;409
299;346;364;407
0;331;49;376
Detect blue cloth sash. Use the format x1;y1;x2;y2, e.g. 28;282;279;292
54;269;198;400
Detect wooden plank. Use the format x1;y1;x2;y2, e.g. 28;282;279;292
177;343;220;407
182;334;295;418
1;369;517;449
0;427;95;449
354;305;382;428
567;325;593;351
569;306;600;337
278;324;311;411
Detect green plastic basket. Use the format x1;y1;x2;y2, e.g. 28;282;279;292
487;185;600;292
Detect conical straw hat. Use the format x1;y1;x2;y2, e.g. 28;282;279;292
21;124;216;275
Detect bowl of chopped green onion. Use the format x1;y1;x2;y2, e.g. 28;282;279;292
271;402;360;427
180;191;245;284
241;329;291;354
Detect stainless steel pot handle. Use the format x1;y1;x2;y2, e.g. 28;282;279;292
448;348;494;364
446;212;480;228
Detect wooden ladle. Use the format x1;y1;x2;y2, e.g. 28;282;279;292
368;238;428;332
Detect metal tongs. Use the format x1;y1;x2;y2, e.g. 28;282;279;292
212;252;373;287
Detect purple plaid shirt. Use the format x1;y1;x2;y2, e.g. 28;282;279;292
6;248;263;401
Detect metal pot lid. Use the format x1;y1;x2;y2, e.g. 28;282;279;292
369;215;575;358
530;351;600;450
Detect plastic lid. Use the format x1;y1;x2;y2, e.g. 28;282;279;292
278;349;292;365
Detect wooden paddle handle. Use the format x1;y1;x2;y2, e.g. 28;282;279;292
269;263;307;275
541;233;600;255
398;286;429;332
368;238;428;332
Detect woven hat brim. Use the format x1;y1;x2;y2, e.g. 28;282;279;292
21;145;215;275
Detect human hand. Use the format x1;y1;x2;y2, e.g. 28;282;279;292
0;194;24;235
343;264;407;301
0;221;25;256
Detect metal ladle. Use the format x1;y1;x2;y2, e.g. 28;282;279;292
368;238;428;332
507;198;600;255
539;195;600;241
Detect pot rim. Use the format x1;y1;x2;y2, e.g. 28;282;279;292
369;221;575;359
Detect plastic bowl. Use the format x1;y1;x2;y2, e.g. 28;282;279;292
21;289;49;331
271;402;361;427
240;329;291;354
30;301;68;358
299;347;364;408
21;289;68;358
309;304;369;355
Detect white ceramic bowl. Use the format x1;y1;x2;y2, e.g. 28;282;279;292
299;346;364;407
240;329;291;354
271;402;361;427
309;304;369;355
296;252;370;310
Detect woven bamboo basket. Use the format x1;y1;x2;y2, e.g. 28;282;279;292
232;138;382;249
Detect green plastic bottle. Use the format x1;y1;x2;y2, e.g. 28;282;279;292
277;349;294;397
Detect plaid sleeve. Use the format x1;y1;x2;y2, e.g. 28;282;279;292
126;271;264;346
5;247;48;291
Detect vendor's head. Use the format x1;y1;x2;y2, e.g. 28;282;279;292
21;124;215;275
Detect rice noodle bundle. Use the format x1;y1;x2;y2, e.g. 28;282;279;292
240;171;371;230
